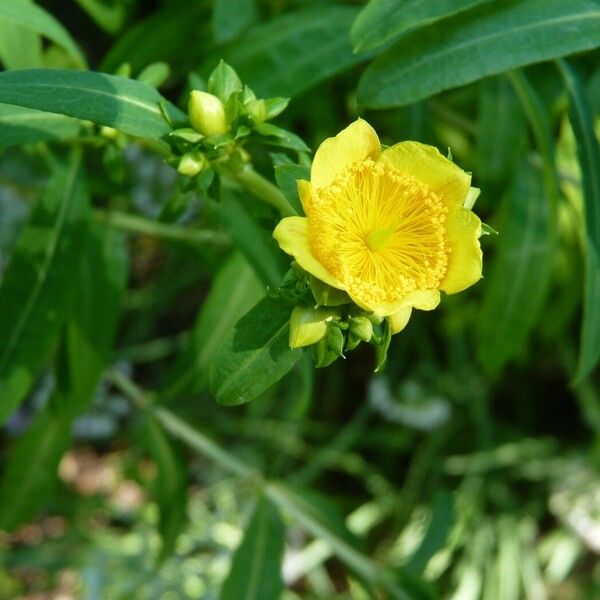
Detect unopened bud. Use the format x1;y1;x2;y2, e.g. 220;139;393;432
348;316;373;342
100;126;119;140
289;306;339;349
177;152;205;177
188;90;228;136
310;276;350;306
245;98;267;124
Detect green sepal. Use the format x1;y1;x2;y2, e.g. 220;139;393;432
310;276;351;306
208;60;242;102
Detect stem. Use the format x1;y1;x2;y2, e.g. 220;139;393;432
107;369;413;599
95;209;230;246
231;166;297;217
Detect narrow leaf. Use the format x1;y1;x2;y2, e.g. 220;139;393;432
477;167;552;371
558;60;600;381
209;296;302;406
0;0;42;69
216;6;364;97
163;252;264;398
351;0;492;52
0;69;185;140
476;77;525;186
219;496;285;600
213;0;258;43
0;152;87;425
216;191;285;288
140;414;187;562
0;0;86;68
55;223;128;417
358;0;600;108
0;103;80;148
0;407;71;531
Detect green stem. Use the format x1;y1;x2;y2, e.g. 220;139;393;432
95;209;230;246
231;166;297;217
106;369;413;599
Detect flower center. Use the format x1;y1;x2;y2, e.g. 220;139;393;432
306;159;449;309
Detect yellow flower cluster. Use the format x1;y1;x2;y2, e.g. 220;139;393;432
274;119;482;336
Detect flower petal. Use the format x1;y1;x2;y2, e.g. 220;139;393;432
273;216;344;289
311;118;380;189
440;208;483;294
355;289;440;317
379;141;471;208
388;307;412;335
297;179;311;214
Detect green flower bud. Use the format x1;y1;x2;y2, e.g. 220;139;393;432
177;152;206;177
245;98;267;124
100;125;119;140
289;306;339;349
188;90;229;136
348;316;373;342
326;325;345;357
310;276;350;306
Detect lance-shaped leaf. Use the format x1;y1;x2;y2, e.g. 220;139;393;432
0;151;87;425
358;0;600;108
0;69;185;140
216;5;364;97
0;103;80;148
0;0;86;68
477;167;552;372
219;496;285;600
351;0;492;52
209;296;302;406
0;0;42;69
558;60;600;382
0;406;71;531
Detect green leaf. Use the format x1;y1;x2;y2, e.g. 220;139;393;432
163;252;264;398
351;0;492;52
140;414;187;562
216;5;365;97
476;77;525;186
216;191;285;288
254;123;310;153
208;61;243;102
358;0;600;108
0;406;71;531
0;0;42;69
0;103;80;148
274;163;310;216
213;0;258;44
477;167;552;372
0;69;185;140
405;490;455;574
74;0;127;34
558;60;600;381
0;0;86;68
0;151;88;426
219;496;285;600
100;3;208;75
209;296;302;406
55;223;128;418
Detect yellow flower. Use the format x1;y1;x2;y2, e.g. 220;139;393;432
273;119;482;334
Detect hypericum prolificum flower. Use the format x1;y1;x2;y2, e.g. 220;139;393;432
273;119;483;336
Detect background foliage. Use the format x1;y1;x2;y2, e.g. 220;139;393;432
1;0;600;598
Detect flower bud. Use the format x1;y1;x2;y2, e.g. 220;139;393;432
245;98;267;124
177;152;205;177
348;316;373;342
188;90;228;136
289;306;339;349
310;276;350;306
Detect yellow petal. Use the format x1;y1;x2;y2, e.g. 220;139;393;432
379;141;471;208
297;179;311;214
311;118;380;189
440;208;483;294
273;216;344;290
388;307;412;335
355;289;440;317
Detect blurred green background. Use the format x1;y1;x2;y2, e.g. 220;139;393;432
1;0;600;598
